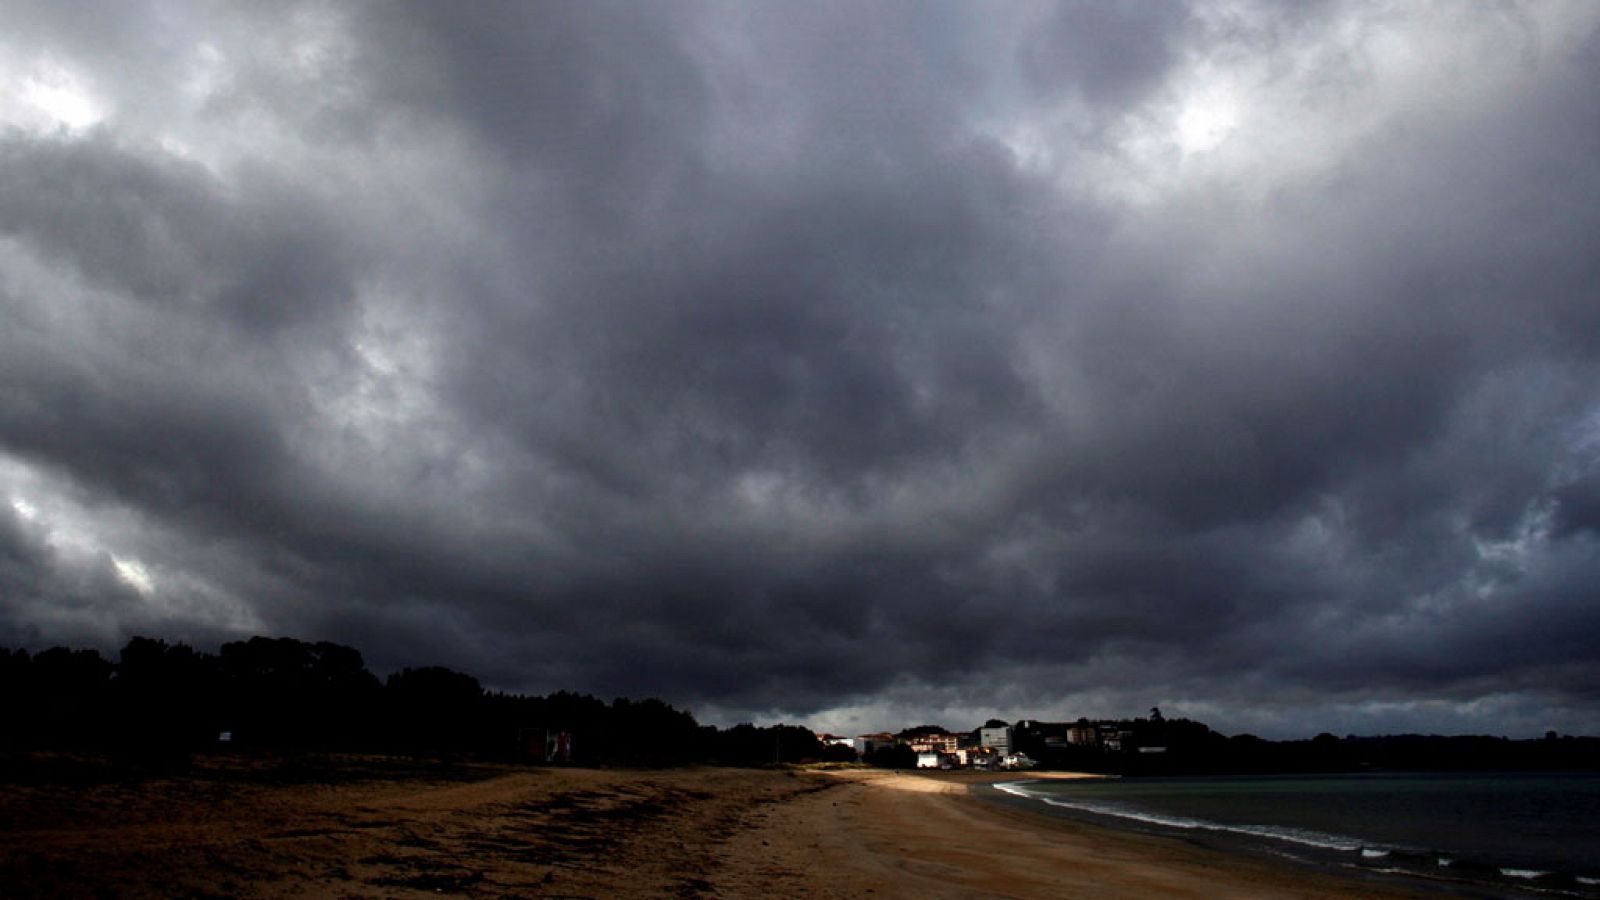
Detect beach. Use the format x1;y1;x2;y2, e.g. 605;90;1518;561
720;769;1436;898
0;756;1436;897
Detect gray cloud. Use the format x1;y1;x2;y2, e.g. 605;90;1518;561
1021;0;1193;110
1;1;1598;737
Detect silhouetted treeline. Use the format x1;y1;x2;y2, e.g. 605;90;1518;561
1012;715;1600;775
7;637;1597;774
0;636;827;768
1229;731;1600;774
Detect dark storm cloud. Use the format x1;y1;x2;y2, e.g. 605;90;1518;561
2;1;1598;736
1021;0;1193;110
0;135;361;332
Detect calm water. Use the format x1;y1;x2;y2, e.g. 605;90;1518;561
994;772;1600;897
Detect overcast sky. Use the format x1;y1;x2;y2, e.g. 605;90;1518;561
3;1;1598;738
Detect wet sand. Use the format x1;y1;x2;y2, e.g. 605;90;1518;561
0;756;1436;897
728;768;1438;898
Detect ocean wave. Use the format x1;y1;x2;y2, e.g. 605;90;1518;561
994;780;1600;898
992;780;1371;854
993;781;1049;801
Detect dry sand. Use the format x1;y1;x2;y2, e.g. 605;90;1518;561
0;756;1437;898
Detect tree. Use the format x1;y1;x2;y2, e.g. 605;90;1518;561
218;637;382;748
28;647;114;747
385;666;484;753
116;637;220;758
865;743;917;769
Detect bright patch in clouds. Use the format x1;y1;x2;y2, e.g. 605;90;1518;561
112;556;156;595
13;59;104;132
10;496;39;522
1174;83;1239;155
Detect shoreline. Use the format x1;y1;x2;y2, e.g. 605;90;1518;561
728;767;1447;897
0;756;1455;897
964;769;1600;900
966;762;1600;896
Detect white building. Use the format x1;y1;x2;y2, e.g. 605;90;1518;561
957;748;998;769
999;752;1036;770
908;732;961;754
816;733;857;752
979;725;1013;755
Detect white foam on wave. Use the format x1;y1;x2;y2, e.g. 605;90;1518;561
992;780;1368;854
993;781;1039;799
1575;876;1600;886
1500;868;1549;880
1362;848;1391;858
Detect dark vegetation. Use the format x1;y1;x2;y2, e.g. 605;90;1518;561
3;636;1595;778
1010;715;1600;775
0;636;829;772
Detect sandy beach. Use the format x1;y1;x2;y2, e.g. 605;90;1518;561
0;756;1437;897
738;768;1437;898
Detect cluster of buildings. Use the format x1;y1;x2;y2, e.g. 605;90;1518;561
818;714;1169;771
816;723;1038;770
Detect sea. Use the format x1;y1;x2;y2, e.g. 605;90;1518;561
992;772;1600;898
